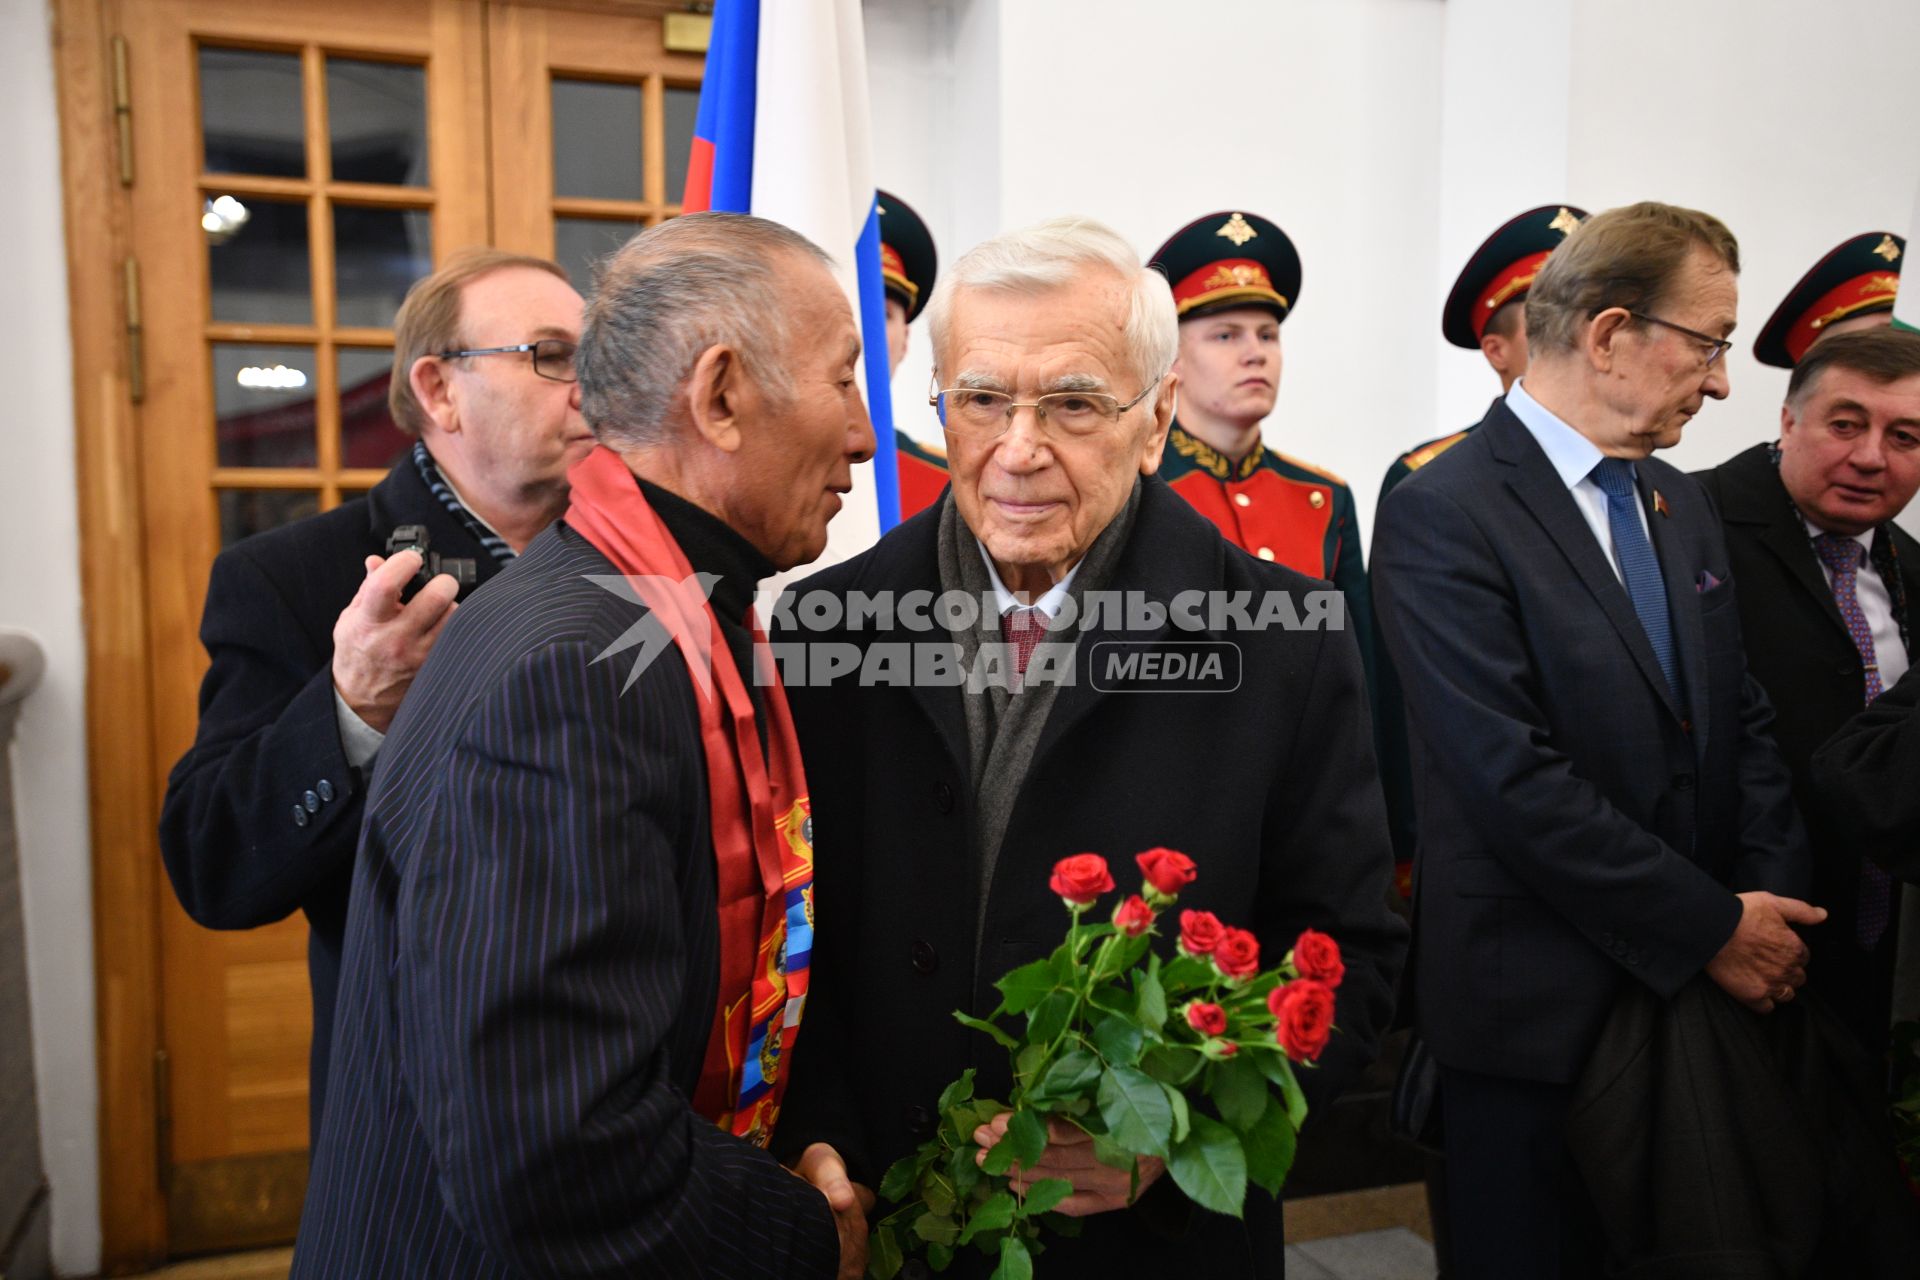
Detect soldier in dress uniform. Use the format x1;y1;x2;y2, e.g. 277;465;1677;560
878;189;949;519
1149;209;1371;659
1380;204;1587;499
1752;230;1906;369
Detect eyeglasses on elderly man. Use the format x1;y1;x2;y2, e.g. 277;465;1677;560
927;373;1165;439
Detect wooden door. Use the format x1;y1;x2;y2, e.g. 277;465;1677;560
120;0;488;1253
487;2;705;282
90;0;703;1262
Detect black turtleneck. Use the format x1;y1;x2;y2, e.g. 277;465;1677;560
635;477;776;754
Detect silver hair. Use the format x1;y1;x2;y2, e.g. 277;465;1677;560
577;212;833;449
924;216;1177;391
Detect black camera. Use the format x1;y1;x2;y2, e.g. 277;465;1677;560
385;525;478;600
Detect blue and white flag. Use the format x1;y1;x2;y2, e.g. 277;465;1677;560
685;0;902;555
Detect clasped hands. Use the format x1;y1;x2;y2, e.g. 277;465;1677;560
793;1143;876;1280
972;1111;1165;1216
791;1112;1160;1280
1705;890;1828;1014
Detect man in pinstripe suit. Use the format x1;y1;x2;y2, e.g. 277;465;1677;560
294;215;876;1278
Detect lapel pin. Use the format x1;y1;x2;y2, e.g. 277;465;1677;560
1653;490;1670;518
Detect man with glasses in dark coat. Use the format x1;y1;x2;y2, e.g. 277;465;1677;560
774;216;1406;1275
159;248;591;1136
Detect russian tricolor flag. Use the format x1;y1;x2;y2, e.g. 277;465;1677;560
684;0;902;552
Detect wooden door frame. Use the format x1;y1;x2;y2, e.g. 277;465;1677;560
53;0;701;1268
52;0;168;1268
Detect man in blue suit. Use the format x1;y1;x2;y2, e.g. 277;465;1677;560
295;214;877;1278
1373;202;1819;1278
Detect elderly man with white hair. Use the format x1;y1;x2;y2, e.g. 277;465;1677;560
772;217;1405;1273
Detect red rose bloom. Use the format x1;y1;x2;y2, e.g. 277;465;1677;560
1291;929;1345;989
1271;979;1337;1062
1135;847;1198;899
1213;927;1261;981
1049;853;1114;907
1184;1001;1227;1037
1113;894;1155;937
1179;910;1226;957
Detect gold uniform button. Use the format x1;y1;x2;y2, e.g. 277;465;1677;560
1233;492;1252;508
1309;490;1326;509
1257;547;1276;561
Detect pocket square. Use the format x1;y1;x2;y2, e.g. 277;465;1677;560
1696;569;1724;592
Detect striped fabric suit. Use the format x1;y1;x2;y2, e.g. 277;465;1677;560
293;524;837;1278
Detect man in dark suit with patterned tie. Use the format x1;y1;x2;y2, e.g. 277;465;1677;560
1373;202;1817;1278
295;214;878;1278
1697;327;1920;1057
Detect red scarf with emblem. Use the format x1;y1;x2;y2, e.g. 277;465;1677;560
564;445;815;1147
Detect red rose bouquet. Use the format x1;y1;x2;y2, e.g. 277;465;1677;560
868;851;1343;1278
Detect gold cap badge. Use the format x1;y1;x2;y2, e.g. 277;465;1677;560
1216;212;1258;248
1875;234;1902;263
1549;207;1580;236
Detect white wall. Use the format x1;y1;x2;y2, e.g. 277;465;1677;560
1567;0;1920;477
869;0;1452;536
1431;0;1573;451
869;0;1920;534
0;2;100;1275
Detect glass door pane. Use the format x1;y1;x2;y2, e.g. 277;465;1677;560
487;4;706;275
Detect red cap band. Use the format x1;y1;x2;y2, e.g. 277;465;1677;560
1471;249;1551;341
1170;258;1288;317
1783;270;1900;363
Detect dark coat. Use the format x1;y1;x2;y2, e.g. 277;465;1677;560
1372;400;1809;1085
1568;977;1920;1277
292;524;837;1278
773;479;1408;1275
1696;442;1920;1044
158;458;499;1135
1813;660;1920;882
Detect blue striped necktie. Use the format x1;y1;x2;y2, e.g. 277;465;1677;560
1590;458;1678;695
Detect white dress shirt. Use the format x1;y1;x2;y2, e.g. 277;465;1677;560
1507;380;1652;585
1805;518;1911;691
977;541;1083;619
334;688;385;769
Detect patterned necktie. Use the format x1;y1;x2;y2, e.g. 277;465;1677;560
1812;531;1895;948
1590;459;1679;696
1001;606;1045;681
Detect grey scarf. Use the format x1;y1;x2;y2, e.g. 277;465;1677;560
935;483;1141;946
